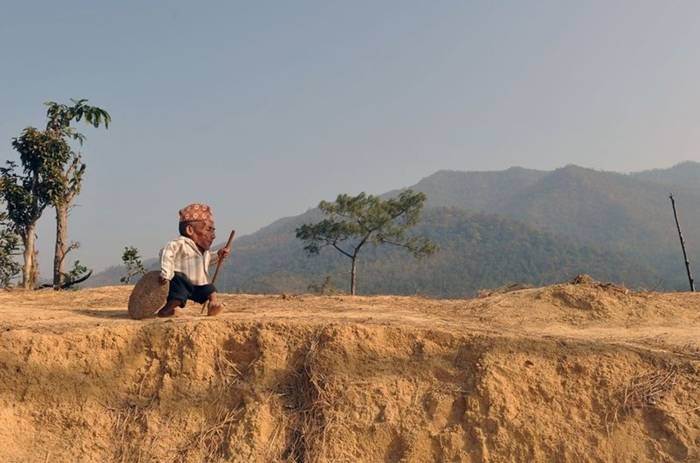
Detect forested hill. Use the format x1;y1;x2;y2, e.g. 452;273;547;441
388;166;548;210
631;161;700;192
90;162;700;294
212;207;659;296
407;163;700;287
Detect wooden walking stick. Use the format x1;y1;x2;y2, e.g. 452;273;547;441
202;230;236;314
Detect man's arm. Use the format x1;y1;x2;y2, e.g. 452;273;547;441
160;241;178;283
208;247;231;266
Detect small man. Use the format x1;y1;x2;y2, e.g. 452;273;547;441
156;203;231;317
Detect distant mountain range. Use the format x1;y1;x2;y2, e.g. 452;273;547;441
90;162;700;295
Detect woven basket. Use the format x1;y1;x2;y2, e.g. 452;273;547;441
128;271;169;320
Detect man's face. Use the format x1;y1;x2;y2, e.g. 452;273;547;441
187;219;216;251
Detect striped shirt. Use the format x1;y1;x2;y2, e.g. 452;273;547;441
160;236;214;285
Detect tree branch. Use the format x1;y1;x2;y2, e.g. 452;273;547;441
352;233;372;258
332;242;353;259
59;241;80;267
38;269;92;289
377;238;412;249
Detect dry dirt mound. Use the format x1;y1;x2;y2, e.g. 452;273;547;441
0;283;698;462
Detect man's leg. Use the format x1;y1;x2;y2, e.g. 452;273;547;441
157;272;193;317
191;284;223;316
207;292;224;316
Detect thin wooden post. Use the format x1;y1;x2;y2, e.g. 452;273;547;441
670;194;695;292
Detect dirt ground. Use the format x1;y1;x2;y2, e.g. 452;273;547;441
0;278;698;462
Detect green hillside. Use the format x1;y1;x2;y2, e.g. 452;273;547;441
213;207;658;296
408;163;700;289
90;162;700;294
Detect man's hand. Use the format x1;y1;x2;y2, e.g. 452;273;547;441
217;247;231;260
159;276;169;285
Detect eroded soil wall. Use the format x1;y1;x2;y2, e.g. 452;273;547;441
1;319;697;462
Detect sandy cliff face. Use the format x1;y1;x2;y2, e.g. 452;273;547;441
0;282;698;462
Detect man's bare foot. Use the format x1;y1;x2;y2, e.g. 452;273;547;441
207;302;224;317
157;307;185;318
157;300;185;318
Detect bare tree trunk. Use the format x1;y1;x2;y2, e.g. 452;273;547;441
21;224;36;289
350;256;357;295
31;248;39;287
53;205;68;290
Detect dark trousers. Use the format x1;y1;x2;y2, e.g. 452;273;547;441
168;272;216;308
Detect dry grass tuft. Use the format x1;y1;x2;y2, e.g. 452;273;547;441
618;369;678;410
168;407;244;463
105;364;162;463
163;348;247;462
280;332;359;463
605;367;679;434
213;347;243;395
108;401;157;463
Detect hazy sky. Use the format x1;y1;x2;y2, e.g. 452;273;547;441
2;1;700;274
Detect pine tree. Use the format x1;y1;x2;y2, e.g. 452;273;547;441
296;190;436;295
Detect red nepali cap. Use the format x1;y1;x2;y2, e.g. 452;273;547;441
178;203;213;222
